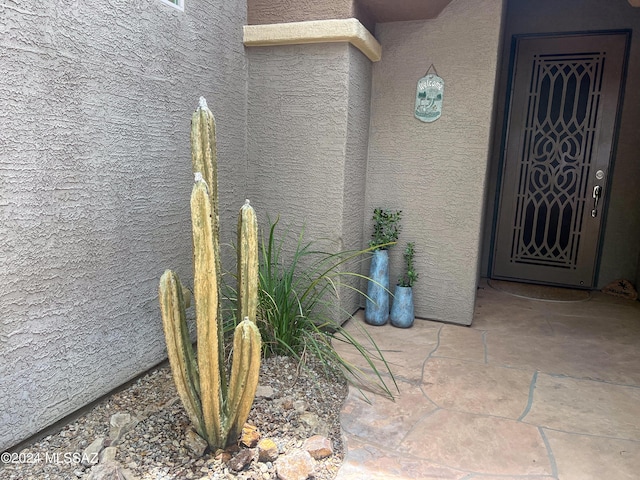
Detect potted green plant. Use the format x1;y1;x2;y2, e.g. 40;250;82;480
365;208;402;326
390;242;418;328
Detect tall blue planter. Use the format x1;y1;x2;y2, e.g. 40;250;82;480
390;285;414;328
365;249;390;326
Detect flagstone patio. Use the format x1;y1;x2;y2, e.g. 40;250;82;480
333;279;640;480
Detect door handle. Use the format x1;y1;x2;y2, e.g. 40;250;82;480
591;185;602;218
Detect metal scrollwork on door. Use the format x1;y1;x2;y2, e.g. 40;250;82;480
511;52;605;269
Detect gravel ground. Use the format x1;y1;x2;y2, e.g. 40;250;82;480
0;355;348;480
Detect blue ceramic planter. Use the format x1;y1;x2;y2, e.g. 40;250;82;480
365;250;389;326
390;285;414;328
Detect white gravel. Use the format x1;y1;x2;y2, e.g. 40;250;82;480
0;355;348;480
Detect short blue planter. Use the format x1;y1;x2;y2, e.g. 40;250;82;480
390;285;414;328
365;250;389;326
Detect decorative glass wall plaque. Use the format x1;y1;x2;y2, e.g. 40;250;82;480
415;65;444;123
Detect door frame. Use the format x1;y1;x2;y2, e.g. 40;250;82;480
488;29;631;288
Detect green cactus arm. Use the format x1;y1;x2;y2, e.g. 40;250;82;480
191;178;224;448
158;270;205;437
191;98;226;399
237;200;259;323
226;318;262;444
191;97;218;213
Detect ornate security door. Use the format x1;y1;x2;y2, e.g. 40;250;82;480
492;33;628;287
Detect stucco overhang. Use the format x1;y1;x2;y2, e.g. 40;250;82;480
243;18;382;62
359;0;454;22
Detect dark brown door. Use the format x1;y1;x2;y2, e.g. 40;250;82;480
492;33;627;287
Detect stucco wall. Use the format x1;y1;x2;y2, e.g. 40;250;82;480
342;47;373;311
248;0;353;25
481;0;640;289
246;43;371;319
247;0;376;34
365;0;505;325
0;0;247;451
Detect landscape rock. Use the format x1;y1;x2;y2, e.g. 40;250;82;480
109;413;138;446
276;396;294;410
293;400;308;413
275;449;315;480
298;412;320;431
100;446;118;463
82;437;105;467
240;423;261;447
257;438;279;462
602;279;638;300
302;435;333;460
227;448;255;472
255;385;276;399
185;428;208;457
86;460;138;480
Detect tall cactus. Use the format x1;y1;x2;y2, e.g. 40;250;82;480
158;97;261;450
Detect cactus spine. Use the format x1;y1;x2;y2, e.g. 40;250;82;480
159;97;261;450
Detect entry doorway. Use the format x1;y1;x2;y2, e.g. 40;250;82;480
492;32;629;288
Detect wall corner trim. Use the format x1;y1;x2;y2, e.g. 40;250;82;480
243;18;382;62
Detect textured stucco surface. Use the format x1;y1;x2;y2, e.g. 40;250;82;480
247;43;372;319
342;47;373;312
243;18;382;62
365;0;505;325
248;0;353;26
481;0;640;289
0;0;247;451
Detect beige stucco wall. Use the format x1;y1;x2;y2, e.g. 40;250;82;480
246;43;372;318
247;0;376;34
481;0;640;289
0;0;247;451
365;0;505;325
248;0;353;25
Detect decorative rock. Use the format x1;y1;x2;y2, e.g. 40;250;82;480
302;435;333;460
100;446;118;463
110;413;133;430
602;279;638;300
293;400;308;413
227;448;255;472
240;423;260;447
86;460;139;480
215;449;232;462
257;438;279;462
278;396;294;410
298;412;319;430
109;413;138;446
255;385;276;399
275;449;315;480
82;437;105;467
185;428;208;457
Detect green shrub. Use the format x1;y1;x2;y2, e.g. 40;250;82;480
369;208;402;250
398;242;419;287
256;217;397;398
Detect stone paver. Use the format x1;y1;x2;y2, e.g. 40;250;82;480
524;373;640;441
336;436;467;480
335;281;640;479
465;476;555;480
422;357;533;419
486;332;640;385
544;429;640;480
340;382;437;446
433;324;486;363
402;409;552;476
334;317;439;384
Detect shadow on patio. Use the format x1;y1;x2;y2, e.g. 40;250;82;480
333;278;640;480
